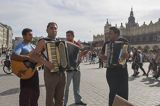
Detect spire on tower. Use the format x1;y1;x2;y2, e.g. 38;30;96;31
130;7;134;17
106;19;109;25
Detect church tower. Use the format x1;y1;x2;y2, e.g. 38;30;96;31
104;19;111;41
126;8;138;28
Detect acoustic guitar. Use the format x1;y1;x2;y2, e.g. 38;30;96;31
11;53;43;79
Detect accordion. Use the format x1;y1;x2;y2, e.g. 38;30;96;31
118;44;128;65
46;41;80;72
104;38;129;68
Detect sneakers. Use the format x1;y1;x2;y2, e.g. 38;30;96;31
132;72;140;77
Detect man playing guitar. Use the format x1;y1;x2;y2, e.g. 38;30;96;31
11;28;40;106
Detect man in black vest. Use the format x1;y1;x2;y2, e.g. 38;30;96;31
100;27;129;106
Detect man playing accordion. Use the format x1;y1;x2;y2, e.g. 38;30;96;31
100;27;129;106
32;22;66;106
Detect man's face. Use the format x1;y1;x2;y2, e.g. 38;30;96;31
109;30;117;41
47;24;57;37
23;31;33;42
66;33;74;41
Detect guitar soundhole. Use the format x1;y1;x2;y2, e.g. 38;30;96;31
23;60;37;70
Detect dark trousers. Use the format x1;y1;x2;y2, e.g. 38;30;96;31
106;66;128;106
147;62;157;75
99;62;103;68
138;63;146;74
19;87;40;106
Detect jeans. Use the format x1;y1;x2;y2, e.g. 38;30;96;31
64;70;82;105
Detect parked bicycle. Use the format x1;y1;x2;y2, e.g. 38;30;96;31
1;53;9;65
2;54;12;74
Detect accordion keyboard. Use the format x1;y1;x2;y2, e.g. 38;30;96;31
46;42;60;72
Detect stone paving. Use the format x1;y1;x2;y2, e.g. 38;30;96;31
1;58;160;106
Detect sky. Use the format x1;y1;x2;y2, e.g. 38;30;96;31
0;0;160;41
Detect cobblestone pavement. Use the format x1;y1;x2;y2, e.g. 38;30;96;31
1;59;160;106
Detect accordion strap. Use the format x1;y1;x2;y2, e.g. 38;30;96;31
41;51;49;61
38;37;51;61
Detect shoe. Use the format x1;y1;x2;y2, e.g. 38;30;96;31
143;73;147;76
132;71;137;76
75;101;87;105
154;75;159;79
134;72;139;76
132;73;136;77
146;74;148;77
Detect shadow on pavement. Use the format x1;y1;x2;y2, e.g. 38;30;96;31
0;84;45;96
149;81;160;87
0;73;13;77
68;103;79;106
84;63;91;65
141;77;158;84
128;76;140;81
140;77;160;87
0;88;20;96
89;68;100;70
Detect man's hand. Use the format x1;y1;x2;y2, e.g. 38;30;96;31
121;52;129;59
44;61;55;71
125;53;129;59
22;55;37;63
29;52;55;71
27;53;42;63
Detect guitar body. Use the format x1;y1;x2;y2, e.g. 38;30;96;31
11;53;42;79
11;60;34;79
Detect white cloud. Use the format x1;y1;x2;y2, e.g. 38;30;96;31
0;0;160;41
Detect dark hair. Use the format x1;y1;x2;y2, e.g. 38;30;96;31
47;22;58;29
66;30;74;37
109;27;120;36
22;28;32;36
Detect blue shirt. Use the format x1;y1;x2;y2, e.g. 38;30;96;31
14;42;35;55
13;41;38;88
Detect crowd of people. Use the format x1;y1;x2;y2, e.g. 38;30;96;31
81;47;160;80
130;48;160;79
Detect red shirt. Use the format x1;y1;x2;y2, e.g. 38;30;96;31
68;40;81;48
73;41;81;48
